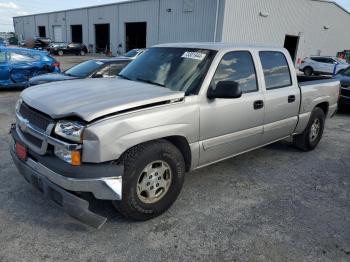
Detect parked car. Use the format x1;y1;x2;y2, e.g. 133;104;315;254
29;58;132;86
0;47;60;88
334;66;350;109
299;56;349;76
48;42;88;56
33;37;52;50
10;43;339;228
120;48;146;60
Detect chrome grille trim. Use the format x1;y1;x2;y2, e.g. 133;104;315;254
16;111;81;155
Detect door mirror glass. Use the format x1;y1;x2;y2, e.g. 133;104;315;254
92;73;103;78
207;81;242;99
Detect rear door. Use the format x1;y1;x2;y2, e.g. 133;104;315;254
258;51;300;144
199;50;265;165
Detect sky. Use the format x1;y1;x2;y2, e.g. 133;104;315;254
0;0;350;32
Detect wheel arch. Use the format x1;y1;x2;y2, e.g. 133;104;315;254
315;101;329;116
118;136;193;172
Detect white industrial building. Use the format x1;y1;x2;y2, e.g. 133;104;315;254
13;0;350;63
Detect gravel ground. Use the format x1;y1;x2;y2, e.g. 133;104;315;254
0;56;349;261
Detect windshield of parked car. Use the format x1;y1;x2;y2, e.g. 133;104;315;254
334;58;348;65
341;67;350;76
119;47;217;95
65;60;104;77
124;50;139;58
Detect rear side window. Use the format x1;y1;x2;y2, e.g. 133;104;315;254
212;51;258;93
259;51;292;90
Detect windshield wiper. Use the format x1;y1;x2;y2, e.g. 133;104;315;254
136;78;165;87
118;74;132;80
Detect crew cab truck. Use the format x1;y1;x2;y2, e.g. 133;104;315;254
10;43;339;228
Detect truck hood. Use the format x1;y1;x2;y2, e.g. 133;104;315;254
21;78;185;122
29;73;79;85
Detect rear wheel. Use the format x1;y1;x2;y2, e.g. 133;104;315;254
293;107;325;151
80;50;85;56
303;67;313;76
113;140;185;221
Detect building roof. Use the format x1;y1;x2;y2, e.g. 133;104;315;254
13;0;350;19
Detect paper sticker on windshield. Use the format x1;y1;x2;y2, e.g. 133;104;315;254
181;52;207;61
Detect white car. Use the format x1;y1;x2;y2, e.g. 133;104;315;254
299;56;349;76
120;49;146;60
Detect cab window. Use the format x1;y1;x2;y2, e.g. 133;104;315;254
211;51;258;93
259;51;292;90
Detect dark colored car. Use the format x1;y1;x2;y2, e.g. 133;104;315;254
29;58;131;86
33;37;52;50
334;67;350;109
0;47;60;89
49;42;88;56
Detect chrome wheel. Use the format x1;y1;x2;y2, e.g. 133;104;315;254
136;161;172;204
310;118;321;142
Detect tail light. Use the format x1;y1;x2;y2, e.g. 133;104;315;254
52;61;60;68
301;60;305;64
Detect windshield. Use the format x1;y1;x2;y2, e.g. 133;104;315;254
124;50;139;58
65;60;104;77
334;58;348;65
119;47;216;95
341;67;350;76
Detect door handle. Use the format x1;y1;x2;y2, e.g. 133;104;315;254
253;100;264;110
288;95;296;103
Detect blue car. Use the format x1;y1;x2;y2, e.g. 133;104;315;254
0;47;60;89
334;67;350;109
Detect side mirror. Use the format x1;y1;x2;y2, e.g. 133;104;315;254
93;73;103;78
207;81;242;99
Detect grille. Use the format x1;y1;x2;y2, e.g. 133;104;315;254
341;87;350;97
22;132;42;148
19;103;52;131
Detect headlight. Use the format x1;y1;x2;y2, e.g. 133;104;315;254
54;121;85;143
15;98;22;113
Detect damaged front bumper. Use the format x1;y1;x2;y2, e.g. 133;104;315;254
10;127;123;228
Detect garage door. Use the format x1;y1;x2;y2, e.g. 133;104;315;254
53;26;63;42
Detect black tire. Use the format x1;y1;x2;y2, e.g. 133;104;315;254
293;107;325;151
303;67;313;76
58;50;64;56
113;140;186;221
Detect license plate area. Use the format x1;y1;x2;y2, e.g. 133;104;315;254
15;142;27;161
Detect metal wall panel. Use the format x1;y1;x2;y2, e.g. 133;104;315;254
48;12;67;42
158;0;219;43
221;0;350;61
87;5;119;53
118;0;159;53
35;14;49;38
65;9;89;44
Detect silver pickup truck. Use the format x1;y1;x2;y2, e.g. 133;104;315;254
10;43;339;228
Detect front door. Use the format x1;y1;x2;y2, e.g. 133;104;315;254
258;51;300;144
199;51;264;166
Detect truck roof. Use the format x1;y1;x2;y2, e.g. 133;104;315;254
154;42;285;52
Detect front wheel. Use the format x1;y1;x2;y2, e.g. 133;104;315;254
303;67;313;76
293;107;325;151
113;140;185;221
57;50;64;56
